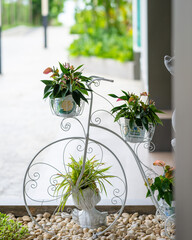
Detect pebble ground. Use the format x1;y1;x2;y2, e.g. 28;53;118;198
7;211;175;240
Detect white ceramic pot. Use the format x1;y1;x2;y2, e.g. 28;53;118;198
72;187;107;229
50;95;84;117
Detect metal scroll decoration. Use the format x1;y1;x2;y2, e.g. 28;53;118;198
23;76;175;239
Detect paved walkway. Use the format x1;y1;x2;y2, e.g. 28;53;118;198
0;26;172;205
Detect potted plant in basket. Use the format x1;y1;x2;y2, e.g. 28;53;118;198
55;155;114;228
146;160;175;217
41;63;92;117
109;91;164;143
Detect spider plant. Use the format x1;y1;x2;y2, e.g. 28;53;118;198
55;155;114;211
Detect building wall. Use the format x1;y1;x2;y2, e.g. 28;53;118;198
147;0;172;110
174;0;192;238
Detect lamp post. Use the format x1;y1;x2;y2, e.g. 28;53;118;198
41;0;48;48
0;0;2;74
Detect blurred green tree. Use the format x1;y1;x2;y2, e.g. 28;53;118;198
2;0;67;28
32;0;67;25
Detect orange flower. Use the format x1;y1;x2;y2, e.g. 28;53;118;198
153;160;166;167
140;92;148;96
128;96;135;103
149;99;155;105
43;67;53;74
165;167;175;179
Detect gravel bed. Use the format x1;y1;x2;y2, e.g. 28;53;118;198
7;212;175;240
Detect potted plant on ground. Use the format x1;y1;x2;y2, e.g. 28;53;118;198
41;63;91;117
109;91;164;143
145;160;175;217
55;155;114;228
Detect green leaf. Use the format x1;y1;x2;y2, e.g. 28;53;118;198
141;117;149;131
121;90;130;99
118;96;128;100
41;80;54;85
162;178;170;191
114;109;127;121
129;118;134;129
111;104;127;113
164;192;172;206
108;94;119;98
59;62;69;74
43;91;51;99
53;84;61;97
76;90;88;103
72;91;81;106
44;85;52;94
135;118;142;127
61;89;68;98
80;75;91;82
146;189;151;198
151;112;163;125
78;88;88;95
154;177;162;188
74;64;84;71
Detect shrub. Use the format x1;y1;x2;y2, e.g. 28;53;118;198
69;29;133;62
69;2;133;63
0;212;29;240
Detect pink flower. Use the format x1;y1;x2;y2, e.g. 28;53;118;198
153;160;166;167
43;67;53;74
63;74;68;80
64;63;70;68
117;98;123;102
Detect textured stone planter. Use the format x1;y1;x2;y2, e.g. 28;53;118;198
69;56;134;79
72;187;107;229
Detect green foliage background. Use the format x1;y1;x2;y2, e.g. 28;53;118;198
31;0;66;25
69;0;133;62
2;0;66;29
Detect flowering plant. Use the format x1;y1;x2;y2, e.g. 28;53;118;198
146;160;175;206
109;91;163;130
41;63;91;106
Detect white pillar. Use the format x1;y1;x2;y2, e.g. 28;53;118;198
174;0;192;239
41;0;49;17
140;0;148;90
